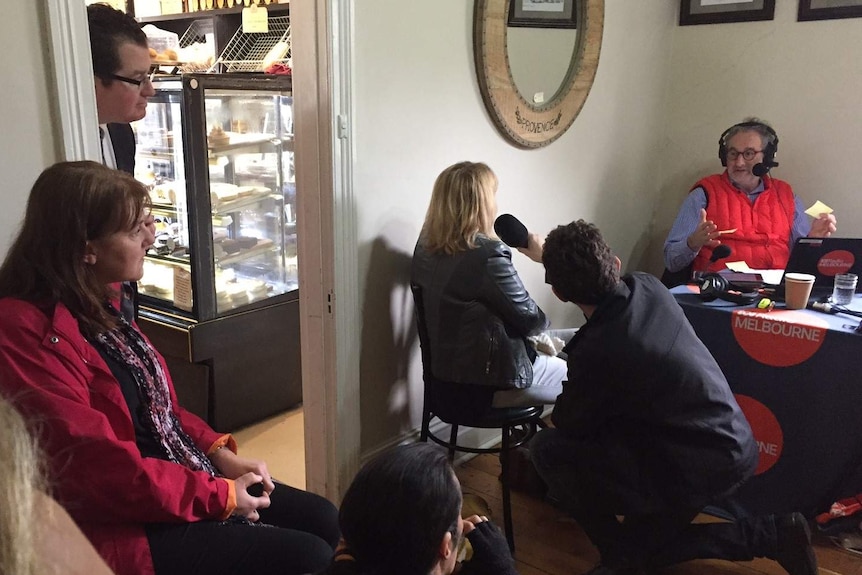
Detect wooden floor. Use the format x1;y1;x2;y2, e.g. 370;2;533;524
455;453;862;575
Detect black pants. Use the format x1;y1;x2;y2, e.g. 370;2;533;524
531;428;778;569
146;482;340;575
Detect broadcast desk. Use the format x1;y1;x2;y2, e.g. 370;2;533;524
671;286;862;516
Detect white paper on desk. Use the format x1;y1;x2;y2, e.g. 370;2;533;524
805;200;833;218
725;261;753;272
750;269;786;285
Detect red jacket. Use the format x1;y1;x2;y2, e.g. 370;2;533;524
0;298;237;575
692;172;796;272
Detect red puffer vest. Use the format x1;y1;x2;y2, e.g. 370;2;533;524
692;172;796;272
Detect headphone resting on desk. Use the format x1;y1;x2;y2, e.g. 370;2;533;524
698;273;761;305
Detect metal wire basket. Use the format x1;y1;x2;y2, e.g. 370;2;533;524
178;19;216;73
211;15;291;73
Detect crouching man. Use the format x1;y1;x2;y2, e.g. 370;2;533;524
531;220;816;575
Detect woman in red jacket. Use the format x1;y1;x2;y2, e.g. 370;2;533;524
0;161;339;575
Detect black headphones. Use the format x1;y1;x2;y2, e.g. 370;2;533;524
698;273;760;305
718;121;780;174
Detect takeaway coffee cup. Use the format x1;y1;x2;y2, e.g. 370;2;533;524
784;273;816;310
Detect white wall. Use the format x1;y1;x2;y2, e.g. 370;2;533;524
0;4;60;256
352;0;678;451
644;0;862;275
7;0;862;457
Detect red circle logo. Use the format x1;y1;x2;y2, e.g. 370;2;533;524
817;250;854;276
731;309;828;367
735;394;783;475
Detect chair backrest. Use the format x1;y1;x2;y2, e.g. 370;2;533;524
410;283;495;422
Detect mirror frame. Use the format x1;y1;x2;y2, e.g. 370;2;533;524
474;0;604;149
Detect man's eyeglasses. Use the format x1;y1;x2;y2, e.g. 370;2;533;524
726;148;763;161
106;68;157;92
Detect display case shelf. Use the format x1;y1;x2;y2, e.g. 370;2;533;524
131;72;300;430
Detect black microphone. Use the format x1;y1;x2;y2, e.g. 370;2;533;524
710;244;732;263
752;160;779;177
808;300;862;319
494;214;528;248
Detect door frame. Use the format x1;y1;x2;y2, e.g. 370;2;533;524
46;0;359;501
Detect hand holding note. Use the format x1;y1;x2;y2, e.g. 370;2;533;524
805;200;837;238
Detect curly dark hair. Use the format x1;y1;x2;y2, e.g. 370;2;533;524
542;220;619;305
87;3;148;82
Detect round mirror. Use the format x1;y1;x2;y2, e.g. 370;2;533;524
474;0;604;149
507;28;577;105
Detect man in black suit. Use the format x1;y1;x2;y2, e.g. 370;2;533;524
87;3;155;174
531;220;817;575
87;4;156;320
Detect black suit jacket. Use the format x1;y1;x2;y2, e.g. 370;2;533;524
106;122;139;319
107;123;136;175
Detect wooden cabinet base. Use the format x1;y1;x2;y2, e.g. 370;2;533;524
138;297;302;431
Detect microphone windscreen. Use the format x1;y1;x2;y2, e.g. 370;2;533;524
494;214;529;248
710;244;732;262
752;163;770;177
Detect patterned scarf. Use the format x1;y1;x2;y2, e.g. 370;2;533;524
94;307;219;477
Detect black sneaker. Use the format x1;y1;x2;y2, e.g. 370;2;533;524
775;512;818;575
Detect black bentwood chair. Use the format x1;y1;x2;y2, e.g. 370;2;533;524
411;284;544;553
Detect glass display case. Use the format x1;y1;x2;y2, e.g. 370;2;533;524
134;73;296;320
131;73;301;430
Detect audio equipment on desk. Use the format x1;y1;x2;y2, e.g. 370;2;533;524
494;213;529;248
807;300;862;320
697;246;760;304
718;120;779;177
710;244;732;264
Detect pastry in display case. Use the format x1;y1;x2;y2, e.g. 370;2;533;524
131;73;300;431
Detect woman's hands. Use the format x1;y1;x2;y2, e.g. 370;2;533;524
517;232;545;263
209;448;275;521
232;472;272;521
459;515;517;575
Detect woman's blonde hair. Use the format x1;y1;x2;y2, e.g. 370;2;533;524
420;162;498;255
0;398;47;575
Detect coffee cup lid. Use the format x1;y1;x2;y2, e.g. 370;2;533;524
784;272;816;282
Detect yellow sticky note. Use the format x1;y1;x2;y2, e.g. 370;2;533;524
805;200;833;218
726;261;753;272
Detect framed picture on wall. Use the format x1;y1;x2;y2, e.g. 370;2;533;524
679;0;776;26
798;0;862;21
507;0;577;29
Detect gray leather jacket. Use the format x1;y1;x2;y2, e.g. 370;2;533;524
411;235;548;389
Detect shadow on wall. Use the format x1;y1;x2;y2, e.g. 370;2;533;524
632;162;715;277
358;234;419;453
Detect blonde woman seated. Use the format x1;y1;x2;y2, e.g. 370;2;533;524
411;161;567;410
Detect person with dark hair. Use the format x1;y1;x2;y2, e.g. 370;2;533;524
532;219;817;575
321;443;519;575
0;161;340;575
663;117;836;280
411;161;567;410
88;3;155;173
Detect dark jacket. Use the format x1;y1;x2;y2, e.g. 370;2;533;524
107;122;136;175
411;234;548;389
552;272;757;512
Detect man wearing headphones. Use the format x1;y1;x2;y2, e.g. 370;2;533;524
663;118;837;280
